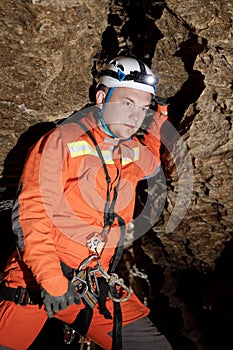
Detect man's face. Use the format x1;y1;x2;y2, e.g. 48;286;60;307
97;87;152;139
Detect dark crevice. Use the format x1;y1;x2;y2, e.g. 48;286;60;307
169;35;207;129
98;0;165;66
130;236;200;350
174;35;207;72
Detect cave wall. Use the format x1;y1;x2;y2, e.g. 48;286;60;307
0;1;233;349
0;0;108;184
148;0;233;269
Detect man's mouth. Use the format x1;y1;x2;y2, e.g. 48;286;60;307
124;123;136;129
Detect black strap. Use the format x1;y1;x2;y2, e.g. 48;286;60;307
76;119;125;350
76;119;124;245
97;277;112;319
69;305;93;337
77;119;127;275
97;278;123;350
109;214;126;273
0;283;41;306
60;260;74;280
137;58;146;74
110;286;123;350
99;69;156;87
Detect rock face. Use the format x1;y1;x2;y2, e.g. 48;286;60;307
0;0;108;187
0;1;232;349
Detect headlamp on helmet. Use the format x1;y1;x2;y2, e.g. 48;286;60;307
97;56;158;95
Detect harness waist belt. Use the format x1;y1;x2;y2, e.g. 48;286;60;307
0;284;42;306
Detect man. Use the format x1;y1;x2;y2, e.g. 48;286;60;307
0;56;172;350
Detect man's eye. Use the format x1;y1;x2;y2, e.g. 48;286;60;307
124;101;132;107
141;107;149;113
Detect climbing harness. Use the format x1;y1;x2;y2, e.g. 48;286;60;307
0;283;42;306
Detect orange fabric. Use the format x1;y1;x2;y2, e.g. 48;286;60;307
0;292;149;350
0;109;166;348
0;301;47;350
9;111;166;294
157;104;168;116
143;108;168;157
0;299;85;349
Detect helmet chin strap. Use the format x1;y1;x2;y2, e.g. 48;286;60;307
98;87;119;139
99;110;118;138
98;71;132;139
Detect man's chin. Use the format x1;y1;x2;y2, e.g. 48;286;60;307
118;131;135;140
109;126;137;139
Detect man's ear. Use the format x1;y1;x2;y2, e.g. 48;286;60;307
96;89;106;106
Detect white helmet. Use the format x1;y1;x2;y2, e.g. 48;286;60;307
98;56;158;95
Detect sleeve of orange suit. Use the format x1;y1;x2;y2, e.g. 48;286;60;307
12;127;69;296
142;104;168;170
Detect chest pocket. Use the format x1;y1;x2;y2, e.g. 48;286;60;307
121;145;139;166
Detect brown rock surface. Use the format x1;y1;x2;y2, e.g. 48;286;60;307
0;1;232;349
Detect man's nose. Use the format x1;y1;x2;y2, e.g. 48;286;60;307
129;106;141;121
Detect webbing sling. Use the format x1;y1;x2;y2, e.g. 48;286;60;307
76;118;127;350
63;110;127;271
76;118;127;270
77;119;122;236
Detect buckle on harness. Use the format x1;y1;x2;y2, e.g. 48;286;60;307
15;286;30;306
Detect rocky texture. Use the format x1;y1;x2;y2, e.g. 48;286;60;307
0;0;108;188
0;1;233;349
147;0;233;268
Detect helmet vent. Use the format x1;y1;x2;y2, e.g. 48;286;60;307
117;64;124;71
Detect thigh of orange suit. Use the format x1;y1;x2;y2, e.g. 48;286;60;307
0;301;47;350
87;292;150;350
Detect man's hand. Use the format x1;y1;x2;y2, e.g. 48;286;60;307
41;280;80;318
154;95;170;106
154;95;170;116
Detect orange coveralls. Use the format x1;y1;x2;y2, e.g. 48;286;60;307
0;107;167;350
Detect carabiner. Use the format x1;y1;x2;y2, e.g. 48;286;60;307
78;254;99;271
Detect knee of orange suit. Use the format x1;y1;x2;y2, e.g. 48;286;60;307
0;301;86;349
0;301;47;350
